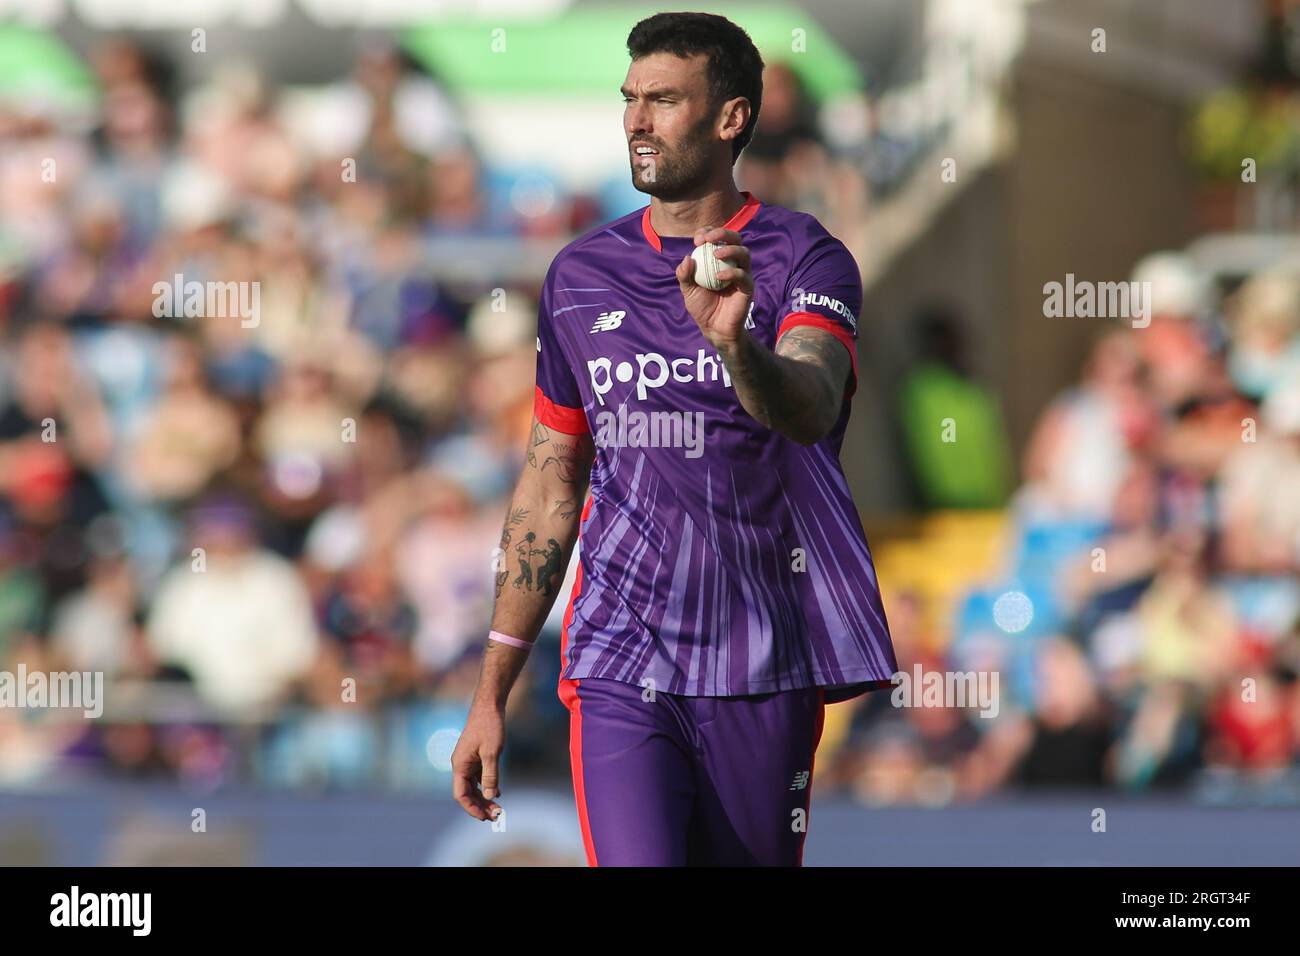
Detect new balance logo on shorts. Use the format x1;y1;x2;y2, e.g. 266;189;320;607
789;770;810;791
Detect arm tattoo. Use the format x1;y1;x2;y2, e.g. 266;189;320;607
503;531;565;597
494;507;530;599
526;421;547;469
541;439;580;482
494;421;593;603
526;421;592;485
527;421;585;478
716;326;852;444
776;326;852;386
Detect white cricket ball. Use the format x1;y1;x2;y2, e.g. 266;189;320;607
691;241;730;291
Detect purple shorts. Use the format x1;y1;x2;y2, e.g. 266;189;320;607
559;675;826;866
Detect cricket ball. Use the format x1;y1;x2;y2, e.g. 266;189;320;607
691;241;730;291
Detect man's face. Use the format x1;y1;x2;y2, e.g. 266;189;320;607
622;52;722;199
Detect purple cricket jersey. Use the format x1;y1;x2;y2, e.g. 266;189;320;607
536;191;897;702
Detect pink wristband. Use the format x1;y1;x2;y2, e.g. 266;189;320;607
488;630;533;651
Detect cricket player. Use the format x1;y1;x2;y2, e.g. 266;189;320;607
452;11;897;866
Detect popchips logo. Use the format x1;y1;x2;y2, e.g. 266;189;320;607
587;348;732;406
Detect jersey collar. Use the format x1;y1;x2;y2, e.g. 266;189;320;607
640;191;762;253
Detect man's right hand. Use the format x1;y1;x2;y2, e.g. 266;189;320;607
451;699;506;821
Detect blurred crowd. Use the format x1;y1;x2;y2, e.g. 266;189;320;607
2;31;1296;807
833;254;1300;805
0;38;866;790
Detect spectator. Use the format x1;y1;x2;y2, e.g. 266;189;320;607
898;305;1013;509
123;335;241;503
147;495;318;712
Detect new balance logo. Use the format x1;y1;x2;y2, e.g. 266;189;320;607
789;770;810;791
590;310;626;333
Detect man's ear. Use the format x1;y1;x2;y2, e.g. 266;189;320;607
719;97;751;142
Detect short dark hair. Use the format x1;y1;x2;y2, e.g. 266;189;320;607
626;12;765;164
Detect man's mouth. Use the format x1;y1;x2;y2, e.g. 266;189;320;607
632;143;660;157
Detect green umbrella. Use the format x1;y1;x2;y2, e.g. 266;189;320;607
0;22;97;115
401;4;863;103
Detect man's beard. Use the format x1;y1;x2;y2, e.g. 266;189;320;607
629;117;716;200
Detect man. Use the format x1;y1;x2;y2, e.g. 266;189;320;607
148;495;319;713
452;11;897;866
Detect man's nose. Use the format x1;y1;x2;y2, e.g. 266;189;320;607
626;104;650;137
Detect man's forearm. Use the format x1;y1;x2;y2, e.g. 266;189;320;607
714;327;846;444
476;420;592;705
490;493;581;638
476;491;580;706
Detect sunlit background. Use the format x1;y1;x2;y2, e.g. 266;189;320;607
0;0;1298;865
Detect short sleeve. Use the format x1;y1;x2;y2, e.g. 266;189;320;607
534;263;590;434
775;232;862;398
